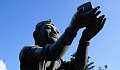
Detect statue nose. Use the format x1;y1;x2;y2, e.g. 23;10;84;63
52;28;57;34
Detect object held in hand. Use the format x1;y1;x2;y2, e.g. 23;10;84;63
77;2;94;15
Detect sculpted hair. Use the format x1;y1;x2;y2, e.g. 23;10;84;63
35;19;54;32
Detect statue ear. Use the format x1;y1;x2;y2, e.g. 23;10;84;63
33;31;39;39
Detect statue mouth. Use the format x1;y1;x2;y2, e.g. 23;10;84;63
50;33;58;38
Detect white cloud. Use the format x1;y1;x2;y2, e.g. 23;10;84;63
0;60;7;70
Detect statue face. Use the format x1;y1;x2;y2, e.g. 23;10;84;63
38;23;59;44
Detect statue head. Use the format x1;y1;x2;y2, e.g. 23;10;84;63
33;19;59;46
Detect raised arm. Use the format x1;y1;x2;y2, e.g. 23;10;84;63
75;7;106;70
48;6;101;60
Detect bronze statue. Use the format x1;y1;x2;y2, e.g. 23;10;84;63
19;2;106;70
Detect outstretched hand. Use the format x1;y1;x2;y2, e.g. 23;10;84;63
81;15;106;41
70;6;101;30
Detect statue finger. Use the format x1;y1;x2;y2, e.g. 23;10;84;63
101;18;106;27
89;15;105;24
96;15;105;23
82;6;100;18
88;6;100;16
93;11;101;18
99;15;105;24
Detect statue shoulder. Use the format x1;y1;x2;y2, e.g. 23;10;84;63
19;45;41;61
20;45;40;54
19;44;51;62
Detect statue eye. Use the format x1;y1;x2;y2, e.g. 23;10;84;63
56;30;59;34
44;26;51;29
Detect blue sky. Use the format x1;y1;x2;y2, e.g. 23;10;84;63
0;0;120;70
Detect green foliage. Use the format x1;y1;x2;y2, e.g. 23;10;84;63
84;56;95;70
71;52;108;70
98;65;107;70
71;52;95;70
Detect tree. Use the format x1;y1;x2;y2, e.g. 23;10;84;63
98;65;107;70
71;52;108;70
71;53;95;70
